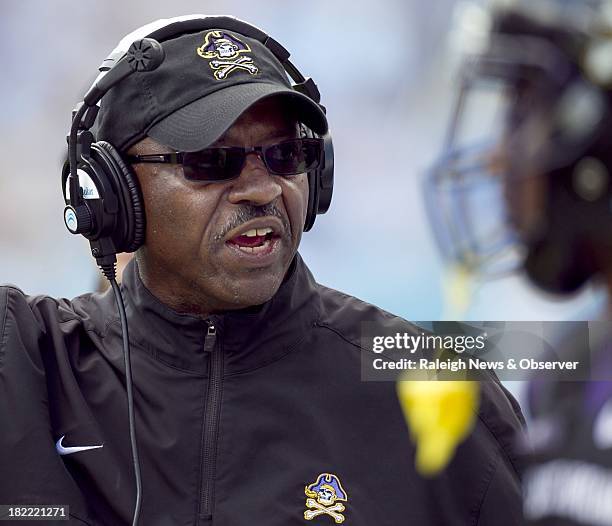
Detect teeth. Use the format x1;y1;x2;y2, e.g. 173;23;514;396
235;238;273;254
241;227;273;237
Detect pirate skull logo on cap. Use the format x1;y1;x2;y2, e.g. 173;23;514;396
197;30;259;80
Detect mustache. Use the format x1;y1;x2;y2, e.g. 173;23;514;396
215;204;291;241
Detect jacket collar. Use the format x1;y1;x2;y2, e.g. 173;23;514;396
119;253;321;375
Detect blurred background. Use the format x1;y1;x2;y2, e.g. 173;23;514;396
0;0;606;327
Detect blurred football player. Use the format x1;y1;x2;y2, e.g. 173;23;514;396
428;0;612;523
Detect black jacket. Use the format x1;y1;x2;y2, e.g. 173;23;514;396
0;255;525;525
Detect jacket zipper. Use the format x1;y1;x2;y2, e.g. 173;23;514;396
198;321;223;523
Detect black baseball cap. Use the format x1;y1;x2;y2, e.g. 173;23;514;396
97;25;328;152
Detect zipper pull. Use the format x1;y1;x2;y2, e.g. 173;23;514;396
203;322;217;353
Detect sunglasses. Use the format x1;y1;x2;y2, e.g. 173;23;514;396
126;138;323;182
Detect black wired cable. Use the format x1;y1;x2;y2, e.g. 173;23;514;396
64;38;165;526
101;263;142;526
69;108;144;524
66;37;164;526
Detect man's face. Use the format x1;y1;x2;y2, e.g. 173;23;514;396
130;98;309;315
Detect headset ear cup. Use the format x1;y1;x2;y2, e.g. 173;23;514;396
302;127;334;232
304;169;319;232
93;141;146;252
317;133;334;214
301;124;318;232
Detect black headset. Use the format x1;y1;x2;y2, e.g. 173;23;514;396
63;15;334;265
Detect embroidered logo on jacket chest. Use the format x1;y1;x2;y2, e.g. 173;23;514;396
304;473;348;523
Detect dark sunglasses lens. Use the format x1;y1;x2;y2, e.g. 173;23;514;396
265;139;321;175
183;149;244;181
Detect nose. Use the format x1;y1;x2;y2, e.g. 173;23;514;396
227;152;282;206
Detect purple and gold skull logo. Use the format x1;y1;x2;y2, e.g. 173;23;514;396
197;30;259;80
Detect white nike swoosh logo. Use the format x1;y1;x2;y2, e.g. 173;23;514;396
55;435;104;456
